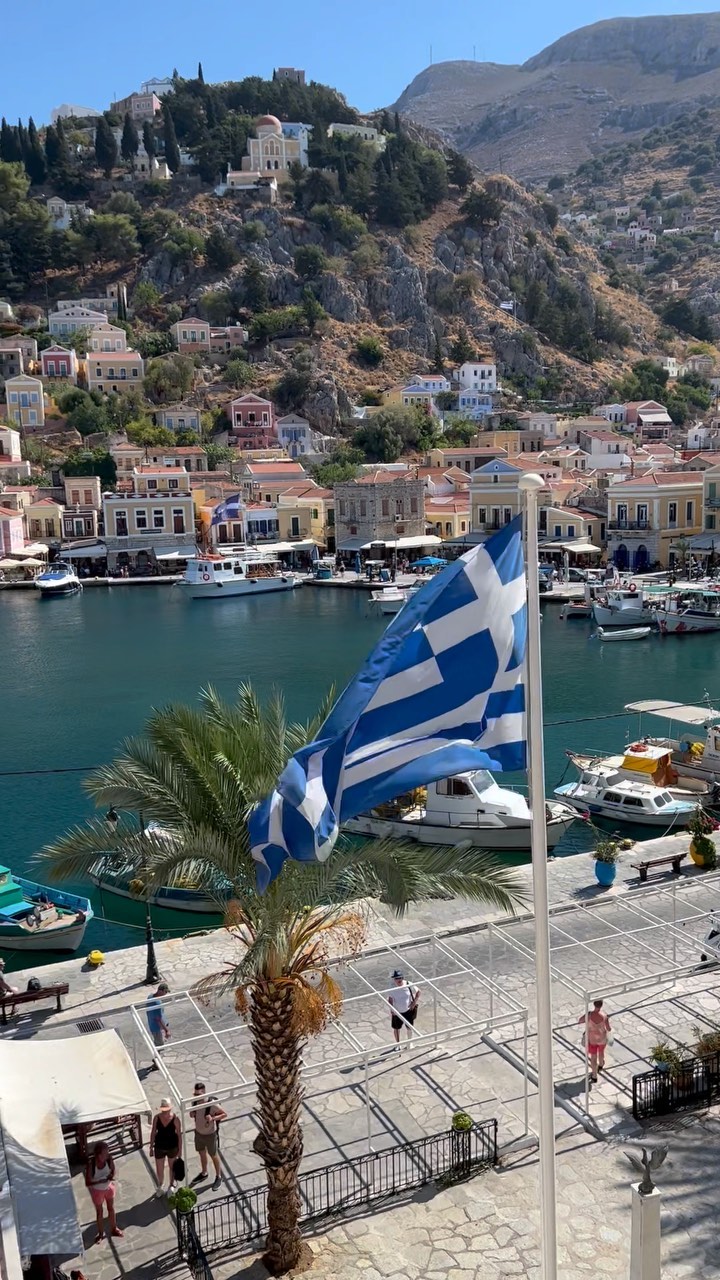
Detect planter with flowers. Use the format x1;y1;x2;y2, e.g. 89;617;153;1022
593;835;620;887
688;808;719;869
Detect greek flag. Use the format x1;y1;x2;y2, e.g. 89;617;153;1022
211;493;243;526
250;518;527;889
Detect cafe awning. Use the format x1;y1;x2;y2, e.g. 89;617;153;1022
155;546;197;560
15;542;48;557
360;535;444;550
562;540;602;554
59;542;108;559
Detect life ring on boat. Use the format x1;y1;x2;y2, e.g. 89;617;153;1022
629;582;637;592
202;572;210;581
629;742;647;752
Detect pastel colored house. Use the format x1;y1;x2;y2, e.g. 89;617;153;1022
157;405;202;433
276;484;335;548
0;426;30;481
0;506;24;554
49;306;107;339
89;323;128;353
102;466;197;569
276;413;333;458
110;91;161;121
26;498;64;540
607;471;703;570
209;325;248;354
458;390;495;420
242;115;311;177
63;475;101;539
170;318;211;355
227;394;276;449
425;494;471;541
0;336;37;363
41;345;78;383
4;374;45;428
455;361;498;392
87;352;144;394
47;197;93;231
327;121;386;151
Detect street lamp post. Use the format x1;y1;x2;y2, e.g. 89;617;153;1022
105;806;160;985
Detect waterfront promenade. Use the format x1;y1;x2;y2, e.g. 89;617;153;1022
6;834;720;1280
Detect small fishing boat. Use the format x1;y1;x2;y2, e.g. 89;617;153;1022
369;586;419;616
89;859;226;915
35;564;81;596
625;699;720;786
181;548;301;600
0;865;93;952
345;770;578;851
566;744;713;803
592;587;654;628
597;626;652;642
655;588;720;634
554;772;697;827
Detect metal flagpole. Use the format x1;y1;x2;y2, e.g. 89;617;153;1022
518;472;558;1280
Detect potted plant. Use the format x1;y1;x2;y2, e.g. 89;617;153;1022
688;808;718;869
650;1041;683;1075
593;836;620;887
450;1110;473;1173
693;1025;720;1057
167;1186;197;1216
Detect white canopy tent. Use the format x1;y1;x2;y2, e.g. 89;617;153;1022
0;1029;151;1260
14;543;48;558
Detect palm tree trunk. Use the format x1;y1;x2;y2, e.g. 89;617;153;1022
250;979;304;1274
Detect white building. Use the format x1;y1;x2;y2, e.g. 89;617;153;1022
49;306;108;339
0;425;31;480
458;391;495;420
276;414;334;459
140;76;174;97
455;361;498;392
46;197;93;231
411;374;452;394
661;357;680;379
593;403;627;424
327;122;386;151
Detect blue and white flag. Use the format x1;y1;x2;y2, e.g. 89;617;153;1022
211;493;243;526
250;517;527;889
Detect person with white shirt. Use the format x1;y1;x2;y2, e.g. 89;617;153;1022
388;969;420;1049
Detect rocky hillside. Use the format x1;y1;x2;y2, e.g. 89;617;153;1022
393;14;720;182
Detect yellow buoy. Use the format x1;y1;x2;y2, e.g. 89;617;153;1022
88;949;105;967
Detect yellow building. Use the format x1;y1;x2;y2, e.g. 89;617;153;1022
425;495;470;540
26;498;64;540
87;352;144;395
606;471;703;571
4;374;45;429
276;485;335;548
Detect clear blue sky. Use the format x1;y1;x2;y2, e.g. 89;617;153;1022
3;0;719;124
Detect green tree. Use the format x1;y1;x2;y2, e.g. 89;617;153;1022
142;121;156;168
132;280;162;320
225;357;253;389
293;244;328;280
127;422;175;447
62;448;116;486
44;122;70;174
663;298;713;341
205;227;240;271
25;118;47;185
355;334;384;367
197;61;205;84
450;326;476;364
163;107;181;174
461;186;503;229
547;175;565;191
121;113;140;169
242;258;269;311
447;149;473;192
35;687;524;1274
144;352;195;403
301;286;326;333
84;213;139;261
65;397;109;436
199;288;232;324
94;116;118;177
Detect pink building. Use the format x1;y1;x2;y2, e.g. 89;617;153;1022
227;394;276;450
41;344;78;383
170;318;211;355
0;506;24;554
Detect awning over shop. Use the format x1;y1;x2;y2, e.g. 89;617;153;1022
685;535;718;553
15;542;48;557
360;534;444;550
337;537;366;552
155;546;198;560
563;540;602;554
59;542;108;559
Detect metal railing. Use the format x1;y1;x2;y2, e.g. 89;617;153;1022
608;520;652;531
180;1121;497;1256
632;1051;720;1121
177;1211;214;1280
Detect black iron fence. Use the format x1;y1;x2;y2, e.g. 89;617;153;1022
178;1120;498;1258
632;1050;720;1121
177;1210;214;1280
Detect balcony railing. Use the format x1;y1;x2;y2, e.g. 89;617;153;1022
608;520;652;531
706;497;720;509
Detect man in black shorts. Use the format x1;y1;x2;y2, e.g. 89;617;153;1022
388;969;420;1050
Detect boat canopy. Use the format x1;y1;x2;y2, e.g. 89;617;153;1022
626;699;720;725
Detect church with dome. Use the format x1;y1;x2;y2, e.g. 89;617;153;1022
242;115;312;177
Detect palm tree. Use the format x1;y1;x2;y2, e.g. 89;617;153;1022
36;685;528;1275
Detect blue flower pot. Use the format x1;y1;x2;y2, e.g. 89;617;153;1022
595;859;617;887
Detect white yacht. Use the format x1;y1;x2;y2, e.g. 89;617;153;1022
592;587;654;628
554;769;697;827
625;699;720;785
344;770;578;851
35;564;81;596
181;548;302;599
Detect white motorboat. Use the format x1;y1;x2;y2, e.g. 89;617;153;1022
344;770;578;852
35;564;81;596
370;586;418;616
554;769;697;827
592;587;654;628
597;626;652;642
566;745;712;802
655;588;720;634
625;699;720;785
181;548;302;599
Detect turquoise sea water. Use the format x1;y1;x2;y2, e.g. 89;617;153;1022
1;585;719;965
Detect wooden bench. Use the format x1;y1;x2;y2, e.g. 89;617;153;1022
0;981;69;1024
632;852;687;883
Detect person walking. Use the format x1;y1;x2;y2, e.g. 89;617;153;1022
388;970;420;1049
579;998;612;1082
0;958;18;1016
149;1099;182;1197
84;1141;123;1243
189;1081;227;1191
145;981;170;1069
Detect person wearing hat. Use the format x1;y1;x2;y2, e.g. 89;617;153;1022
145;981;170;1070
149;1099;182;1197
0;958;18;1016
388;970;420;1049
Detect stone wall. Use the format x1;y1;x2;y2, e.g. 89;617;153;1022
334;475;425;547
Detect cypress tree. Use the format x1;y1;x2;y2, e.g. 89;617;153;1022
121;112;140;169
0;118;20;163
198;61;204;83
17;119;29;161
142;120;156;167
95;115;118;177
26;118;47;184
163;106;181;174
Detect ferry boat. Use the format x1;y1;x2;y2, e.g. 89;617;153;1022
554;771;697;827
625;699;720;785
181;548;301;600
0;865;93;952
344;770;578;852
655;588;720;634
35;564;81;596
592;587;655;628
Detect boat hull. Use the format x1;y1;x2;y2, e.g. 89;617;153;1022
182;575;301;600
597;626;652;642
1;877;93;952
344;810;577;851
592;604;653;627
89;869;224;914
553;786;694;827
658;612;720;634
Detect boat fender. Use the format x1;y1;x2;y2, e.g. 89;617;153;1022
629;582;637;592
202;572;210;581
88;949;105;967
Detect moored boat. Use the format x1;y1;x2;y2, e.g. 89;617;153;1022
35;565;81;596
370;585;419;616
592;587;654;628
554;771;697;827
89;859;227;915
624;699;720;785
180;548;301;599
344;770;578;851
0;865;93;952
596;625;652;642
566;744;714;802
655;588;720;634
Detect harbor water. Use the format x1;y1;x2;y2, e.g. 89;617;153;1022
1;584;718;965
